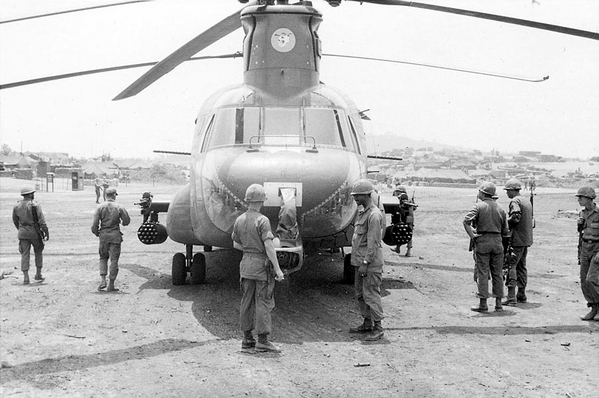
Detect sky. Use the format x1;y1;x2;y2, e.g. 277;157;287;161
0;0;598;159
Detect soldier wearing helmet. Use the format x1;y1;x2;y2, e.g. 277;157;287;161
463;181;509;312
91;187;130;292
232;183;285;353
575;185;599;321
12;186;50;284
390;184;417;257
348;179;386;341
502;178;534;305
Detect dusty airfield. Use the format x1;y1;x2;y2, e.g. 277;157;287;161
0;177;597;398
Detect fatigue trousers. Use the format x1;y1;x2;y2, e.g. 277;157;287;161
99;241;121;280
19;238;44;272
240;277;275;336
354;270;384;322
506;246;529;289
474;235;504;299
580;241;599;305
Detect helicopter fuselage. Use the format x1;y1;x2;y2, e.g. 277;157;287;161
165;3;371;260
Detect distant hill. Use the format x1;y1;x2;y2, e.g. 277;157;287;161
366;132;466;154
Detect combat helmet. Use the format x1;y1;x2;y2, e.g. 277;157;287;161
105;188;118;197
503;179;522;191
478;181;496;197
245;183;267;203
575;186;596;199
350;179;374;195
20;186;35;196
395;185;407;193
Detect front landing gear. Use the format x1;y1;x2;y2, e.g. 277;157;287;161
171;245;206;286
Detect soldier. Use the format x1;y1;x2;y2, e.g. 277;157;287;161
463;182;509;312
390;185;417;257
12;186;50;284
349;179;385;341
575;186;599;321
232;184;285;352
502;179;534;305
94;178;102;204
91;188;130;292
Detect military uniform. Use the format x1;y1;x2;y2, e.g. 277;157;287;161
91;189;130;290
349;179;385;340
463;182;509;311
232;209;277;338
12;194;49;279
576;186;599;320
503;180;534;304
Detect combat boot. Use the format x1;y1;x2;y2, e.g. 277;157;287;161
517;288;527;303
502;287;517;306
107;279;119;292
580;304;598;321
495;298;503;312
23;271;30;285
365;321;384;341
349;318;373;334
471;298;488;312
241;331;256;349
34;267;44;282
255;334;281;353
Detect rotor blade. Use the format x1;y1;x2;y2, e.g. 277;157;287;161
348;0;599;41
0;0;152;25
0;53;242;90
323;53;549;83
113;1;255;101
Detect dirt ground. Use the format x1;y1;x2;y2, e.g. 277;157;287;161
0;177;597;398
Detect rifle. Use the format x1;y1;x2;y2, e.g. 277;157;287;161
31;202;46;248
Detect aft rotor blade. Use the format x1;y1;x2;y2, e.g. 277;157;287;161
349;0;599;41
0;0;152;25
0;53;242;90
323;53;549;83
113;2;255;101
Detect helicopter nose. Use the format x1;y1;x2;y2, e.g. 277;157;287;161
216;147;360;238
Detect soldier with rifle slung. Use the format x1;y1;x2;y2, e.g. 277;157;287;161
12;186;50;284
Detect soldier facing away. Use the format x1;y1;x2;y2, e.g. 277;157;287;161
12;186;50;284
91;188;130;292
463;182;509;312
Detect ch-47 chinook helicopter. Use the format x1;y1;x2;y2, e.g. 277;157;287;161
2;0;598;285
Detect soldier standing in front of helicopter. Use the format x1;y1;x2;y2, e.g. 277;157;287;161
502;179;534;305
575;186;599;321
463;182;509;312
12;186;50;284
349;179;385;341
232;184;285;353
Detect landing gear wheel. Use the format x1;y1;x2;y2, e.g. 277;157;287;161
172;253;187;285
190;253;206;285
343;253;355;284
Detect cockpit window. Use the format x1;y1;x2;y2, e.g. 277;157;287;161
201;106;355;151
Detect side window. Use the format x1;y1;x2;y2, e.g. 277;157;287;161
200;114;215;153
347;117;362;155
